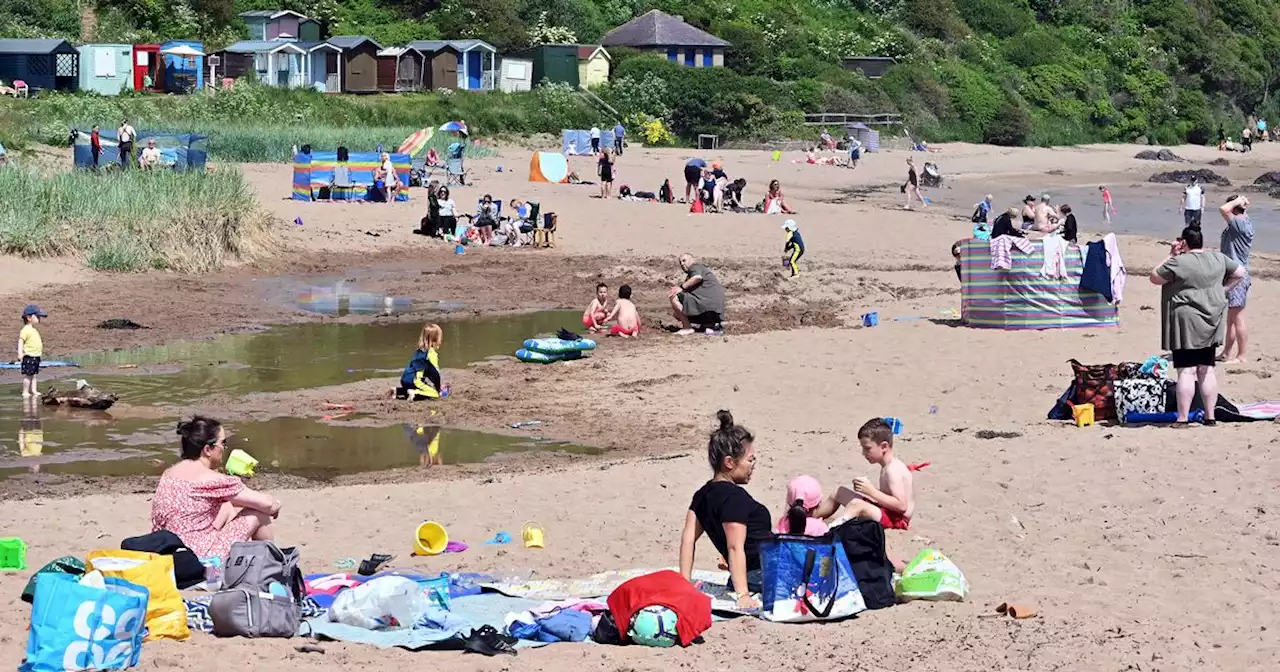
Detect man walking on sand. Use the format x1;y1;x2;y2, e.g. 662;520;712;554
1182;177;1204;230
118;118;136;169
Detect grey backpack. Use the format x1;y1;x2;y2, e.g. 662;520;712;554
209;541;305;638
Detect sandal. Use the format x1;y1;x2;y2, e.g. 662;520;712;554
357;553;394;576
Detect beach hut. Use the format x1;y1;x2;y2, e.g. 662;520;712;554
239;10;322;42
601;10;730;68
511;44;579;88
497;57;532;92
77;44;132;95
298;42;342;92
161;41;204;92
328;36;381;93
421;44;459;91
408;39;495;90
577;45;610;88
210;41;306;88
132;44;162;91
0;39;80;93
376;46;424;92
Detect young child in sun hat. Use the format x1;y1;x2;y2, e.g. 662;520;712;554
776;475;829;536
782;219;805;277
18;304;47;398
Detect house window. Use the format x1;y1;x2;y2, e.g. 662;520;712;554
703;50;713;68
667;47;677;62
684;49;695;67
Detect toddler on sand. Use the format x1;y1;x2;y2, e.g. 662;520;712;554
776;475;829;536
603;285;640;337
18;304;46;398
582;283;610;333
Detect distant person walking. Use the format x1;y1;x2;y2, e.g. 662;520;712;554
613;121;625;155
90;125;102;169
1218;195;1255;363
1182;177;1204;229
847;136;862;170
1099;185;1116;224
903;158;926;210
117;119;136;169
590;125;601;154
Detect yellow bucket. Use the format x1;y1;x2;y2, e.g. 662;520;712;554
414;521;449;556
1071;403;1095;427
522;522;545;549
771;150;782;162
225;449;258;477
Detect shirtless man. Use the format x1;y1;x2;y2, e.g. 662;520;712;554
604;285;640;338
1033;193;1060;233
813;417;915;531
582;283;609;333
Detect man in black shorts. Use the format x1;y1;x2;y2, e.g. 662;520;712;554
683;157;707;203
669;253;725;335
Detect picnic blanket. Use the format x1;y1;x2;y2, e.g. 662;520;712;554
302;593;551;651
481;568;753;616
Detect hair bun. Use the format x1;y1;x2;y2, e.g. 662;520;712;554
715;410;734;430
175;420;191;436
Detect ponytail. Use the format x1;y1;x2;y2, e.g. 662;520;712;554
786;499;808;536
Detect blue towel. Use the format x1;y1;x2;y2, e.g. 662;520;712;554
538;610;592;642
1079;240;1112;302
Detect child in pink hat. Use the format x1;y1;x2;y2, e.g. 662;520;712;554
776;475;829;536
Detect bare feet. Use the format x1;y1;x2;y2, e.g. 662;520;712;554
676;328;696;336
1222;357;1246;364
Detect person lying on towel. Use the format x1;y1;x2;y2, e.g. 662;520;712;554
393;324;447;400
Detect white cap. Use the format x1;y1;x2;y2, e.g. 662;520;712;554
782;219;797;231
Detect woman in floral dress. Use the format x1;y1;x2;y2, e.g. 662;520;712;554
151;416;281;560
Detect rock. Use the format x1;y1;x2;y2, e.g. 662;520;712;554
1253;171;1280;187
1148;169;1230;186
1135;148;1183;162
1209;158;1230;166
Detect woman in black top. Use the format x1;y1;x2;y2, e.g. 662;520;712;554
903;158;926;209
680;411;772;609
598;149;615;200
990;207;1024;239
1059;203;1077;242
1020;195;1036;229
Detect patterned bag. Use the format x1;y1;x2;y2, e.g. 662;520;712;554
22;573;148;672
760;535;865;623
1069;359;1121;420
1115;378;1167;423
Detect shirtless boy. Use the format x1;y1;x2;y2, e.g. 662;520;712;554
582;283;609;333
813;417;915;530
603;285;640;338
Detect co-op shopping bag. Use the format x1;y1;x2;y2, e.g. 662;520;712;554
759;535;866;622
86;550;190;640
21;572;148;672
895;548;969;602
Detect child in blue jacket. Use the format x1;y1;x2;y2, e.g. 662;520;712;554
394;324;446;400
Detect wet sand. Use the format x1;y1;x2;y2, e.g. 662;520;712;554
0;142;1277;671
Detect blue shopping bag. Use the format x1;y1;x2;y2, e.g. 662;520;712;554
760;535;866;622
22;573;149;672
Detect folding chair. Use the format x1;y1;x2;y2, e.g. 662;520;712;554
446;158;466;186
330;164;357;201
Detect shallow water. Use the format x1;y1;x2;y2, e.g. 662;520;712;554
0;310;592;480
66;309;581;406
0;412;597;480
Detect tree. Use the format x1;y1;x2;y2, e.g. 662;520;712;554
984;101;1032;145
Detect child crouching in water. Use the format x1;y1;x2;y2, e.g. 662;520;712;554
392;324;448;400
583;283;609;333
776;475;829;536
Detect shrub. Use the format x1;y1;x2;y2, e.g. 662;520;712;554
984;101;1032;146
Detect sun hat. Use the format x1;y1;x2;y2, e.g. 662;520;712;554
786;475;823;509
22;305;47;318
782;219;798;231
1040;193;1051;201
1023;194;1035;202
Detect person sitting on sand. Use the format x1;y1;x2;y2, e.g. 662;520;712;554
1033;194;1060;233
393;324;446;400
151;416;281;560
138;138;163;170
819;128;836;150
679;411;770;609
776;475;829;536
583;282;610;333
813;418;916;531
471;194;498;245
971;195;993;224
426;147;441;167
603;284;640;338
990;207;1023;240
762;179;796;215
669;254;726;335
1059;204;1078;243
1020;195;1037;229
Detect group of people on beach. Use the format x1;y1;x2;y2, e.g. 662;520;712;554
681;412;916;608
583;254;727;336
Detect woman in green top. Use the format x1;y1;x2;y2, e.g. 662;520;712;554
1149;226;1247;424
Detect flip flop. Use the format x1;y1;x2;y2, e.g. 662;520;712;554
995;602;1038;619
357;553;394;576
483;532;512;545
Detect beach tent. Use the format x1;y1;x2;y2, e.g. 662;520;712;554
397;128;436;157
292;151;411;201
72;130;208;171
562;129;616;155
529;152;569;183
958;239;1118;330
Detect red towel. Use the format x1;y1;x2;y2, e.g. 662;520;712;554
607;570;712;647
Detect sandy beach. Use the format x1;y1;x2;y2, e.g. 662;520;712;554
0;140;1277;671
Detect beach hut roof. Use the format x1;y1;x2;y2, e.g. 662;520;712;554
0;38;76;54
601;10;731;48
220;40;305;54
328;35;383;50
408;39;494;54
376;46;423;58
238;9;310;20
296;41;340;53
577;45;610;60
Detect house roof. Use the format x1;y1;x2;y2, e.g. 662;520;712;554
377;46;423;58
577;45;609;61
0;38;76;54
328;35;383;50
219;40;305;54
408;39;494;54
296;41;340;53
601;10;730;48
239;10;310;20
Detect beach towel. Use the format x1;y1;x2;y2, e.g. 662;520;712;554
302;594;550;651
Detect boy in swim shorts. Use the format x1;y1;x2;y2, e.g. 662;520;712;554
813;417;915;530
603;285;640;338
582;282;609;333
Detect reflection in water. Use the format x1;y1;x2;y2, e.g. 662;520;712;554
71;310;582;406
19;399;42;473
296;283;414;317
0;415;598;480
